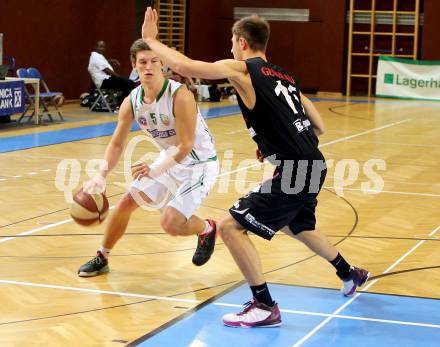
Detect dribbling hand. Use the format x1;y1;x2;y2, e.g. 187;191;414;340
83;175;106;194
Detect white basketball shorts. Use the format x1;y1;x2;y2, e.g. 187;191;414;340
130;159;219;219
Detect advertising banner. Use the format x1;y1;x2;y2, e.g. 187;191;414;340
376;56;440;101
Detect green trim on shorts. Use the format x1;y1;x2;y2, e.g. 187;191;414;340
179;181;204;197
191;149;200;161
176;172;205;197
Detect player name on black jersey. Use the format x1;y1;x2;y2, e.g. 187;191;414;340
236;57;323;163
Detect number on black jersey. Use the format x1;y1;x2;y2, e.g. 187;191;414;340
274;80;305;115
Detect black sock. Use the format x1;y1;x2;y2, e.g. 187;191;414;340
330;253;351;279
250;283;274;307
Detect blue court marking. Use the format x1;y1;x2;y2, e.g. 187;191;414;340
201;104;241;119
0;122;141;154
131;283;440;347
0;105;241;154
1;97;437;154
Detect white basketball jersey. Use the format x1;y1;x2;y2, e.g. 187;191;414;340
130;79;216;165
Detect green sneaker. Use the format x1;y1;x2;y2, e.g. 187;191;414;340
78;251;109;277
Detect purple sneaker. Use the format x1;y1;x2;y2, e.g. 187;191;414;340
341;266;370;297
222;299;282;328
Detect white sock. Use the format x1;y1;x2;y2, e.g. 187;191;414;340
199;220;213;236
99;246;111;259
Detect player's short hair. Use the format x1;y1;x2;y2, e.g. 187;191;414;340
130;39;151;63
232;15;270;51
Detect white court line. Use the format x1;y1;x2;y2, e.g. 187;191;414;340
0;279;199;304
279;308;440;330
347;139;440;148
323;186;440;198
0;219;73;245
215;303;440;329
215;179;440;198
291;224;440;347
318;119;411;148
0;278;439;330
0;118;411;246
217;162;262;178
227;175;440;188
0;206;115;245
361;224;440;291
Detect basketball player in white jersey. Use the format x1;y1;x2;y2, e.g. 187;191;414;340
78;39;219;277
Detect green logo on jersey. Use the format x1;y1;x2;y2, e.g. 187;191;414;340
160;113;171;126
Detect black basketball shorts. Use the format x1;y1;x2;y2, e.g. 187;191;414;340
229;164;326;240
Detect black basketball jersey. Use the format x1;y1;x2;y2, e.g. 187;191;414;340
236;57;322;161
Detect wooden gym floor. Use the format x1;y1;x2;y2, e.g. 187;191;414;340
0;96;439;346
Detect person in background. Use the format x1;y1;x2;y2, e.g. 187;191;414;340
88;40;136;105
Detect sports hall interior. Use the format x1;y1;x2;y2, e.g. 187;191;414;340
0;1;439;346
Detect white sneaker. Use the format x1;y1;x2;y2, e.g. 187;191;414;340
222;299;282;328
341;266;370;297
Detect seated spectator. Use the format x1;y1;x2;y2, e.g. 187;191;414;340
88;40;135;105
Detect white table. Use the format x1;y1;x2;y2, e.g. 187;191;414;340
5;77;40;124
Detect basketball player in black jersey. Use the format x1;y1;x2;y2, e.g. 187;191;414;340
142;7;370;327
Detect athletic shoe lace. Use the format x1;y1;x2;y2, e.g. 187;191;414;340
87;255;104;266
238;300;256;316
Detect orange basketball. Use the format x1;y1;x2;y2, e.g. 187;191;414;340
70;189;109;226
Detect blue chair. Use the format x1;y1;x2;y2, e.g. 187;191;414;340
27;67;64;122
16;68;28;78
16;68;42;123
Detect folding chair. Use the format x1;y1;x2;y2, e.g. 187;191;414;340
16;68;46;123
27;67;64;122
89;83;118;113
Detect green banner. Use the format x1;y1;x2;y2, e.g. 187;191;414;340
376;56;440;101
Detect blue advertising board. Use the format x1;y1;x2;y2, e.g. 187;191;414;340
0;80;25;116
